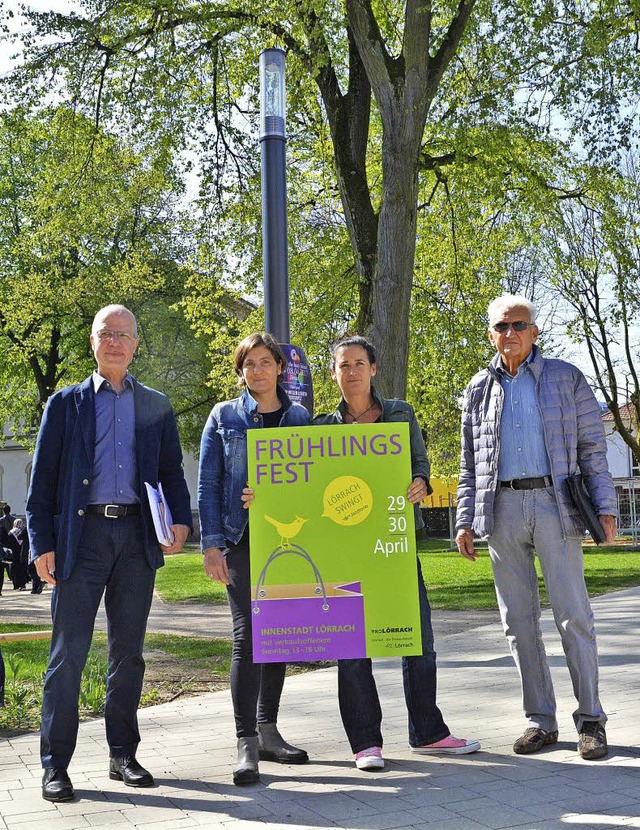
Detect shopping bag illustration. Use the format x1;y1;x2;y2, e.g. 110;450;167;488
251;545;366;662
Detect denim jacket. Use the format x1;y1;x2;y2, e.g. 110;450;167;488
313;386;432;530
198;386;311;551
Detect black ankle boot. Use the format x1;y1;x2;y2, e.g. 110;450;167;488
257;723;309;764
233;736;259;785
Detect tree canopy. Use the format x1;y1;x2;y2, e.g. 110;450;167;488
0;104;216;449
3;0;640;468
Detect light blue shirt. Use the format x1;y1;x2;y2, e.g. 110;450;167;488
497;350;551;481
88;372;139;504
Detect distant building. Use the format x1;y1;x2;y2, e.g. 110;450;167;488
0;426;32;515
602;403;639;479
602;404;639;536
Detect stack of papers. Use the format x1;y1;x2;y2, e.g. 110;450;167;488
144;482;175;545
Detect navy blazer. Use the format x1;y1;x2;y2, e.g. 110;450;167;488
26;375;192;581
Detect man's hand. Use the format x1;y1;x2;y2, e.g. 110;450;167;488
203;547;230;585
161;524;190;554
598;514;617;544
456;528;479;562
35;551;57;585
407;477;428;504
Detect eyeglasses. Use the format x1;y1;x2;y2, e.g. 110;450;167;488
491;321;532;333
96;330;135;343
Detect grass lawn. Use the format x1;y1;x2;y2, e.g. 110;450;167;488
418;538;640;609
0;624;232;733
155;548;228;603
155;541;640;612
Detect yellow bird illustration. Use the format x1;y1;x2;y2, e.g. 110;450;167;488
264;514;307;547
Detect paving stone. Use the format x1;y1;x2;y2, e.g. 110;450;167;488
3;587;640;829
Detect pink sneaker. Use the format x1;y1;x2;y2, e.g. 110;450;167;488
355;746;384;770
410;734;480;755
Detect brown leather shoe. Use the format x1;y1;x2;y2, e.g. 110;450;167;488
513;727;558;755
578;722;608;760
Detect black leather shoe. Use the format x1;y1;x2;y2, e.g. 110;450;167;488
257;723;309;764
109;756;154;787
42;768;75;802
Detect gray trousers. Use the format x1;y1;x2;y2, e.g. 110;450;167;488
488;486;606;733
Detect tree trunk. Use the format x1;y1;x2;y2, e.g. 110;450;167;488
363;125;421;398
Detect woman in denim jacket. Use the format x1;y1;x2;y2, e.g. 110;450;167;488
198;332;310;785
313;334;480;770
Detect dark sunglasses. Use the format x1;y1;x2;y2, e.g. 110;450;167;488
492;320;532;333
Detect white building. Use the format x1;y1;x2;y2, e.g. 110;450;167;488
603;404;639;479
0;432;32;516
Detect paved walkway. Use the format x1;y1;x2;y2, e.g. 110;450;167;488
2;587;640;829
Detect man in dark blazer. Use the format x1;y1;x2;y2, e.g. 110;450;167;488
27;304;192;803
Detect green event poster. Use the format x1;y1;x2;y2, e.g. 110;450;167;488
247;423;422;663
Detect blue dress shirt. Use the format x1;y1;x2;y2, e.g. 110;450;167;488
497;351;551;481
88;372;139;504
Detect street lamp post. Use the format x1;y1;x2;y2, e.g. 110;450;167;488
259;48;290;344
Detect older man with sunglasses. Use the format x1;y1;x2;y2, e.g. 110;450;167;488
456;294;616;760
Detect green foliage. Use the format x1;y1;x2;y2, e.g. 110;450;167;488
0;104;216;448
3;1;640;456
0;625;233;733
0;626;110;731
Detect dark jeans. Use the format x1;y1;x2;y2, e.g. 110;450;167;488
225;536;286;737
40;514;155;769
338;557;449;753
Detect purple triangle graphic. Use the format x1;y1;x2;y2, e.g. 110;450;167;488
338;581;361;593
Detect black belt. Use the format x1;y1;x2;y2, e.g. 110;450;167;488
87;503;140;518
500;476;553;490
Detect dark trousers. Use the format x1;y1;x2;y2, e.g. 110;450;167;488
225;536;286;737
338;557;449;753
10;559;29;590
40;514;155;769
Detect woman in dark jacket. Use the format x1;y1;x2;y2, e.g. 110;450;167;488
313;334;481;770
198;332;311;785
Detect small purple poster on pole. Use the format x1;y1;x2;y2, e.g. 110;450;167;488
280;343;313;416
